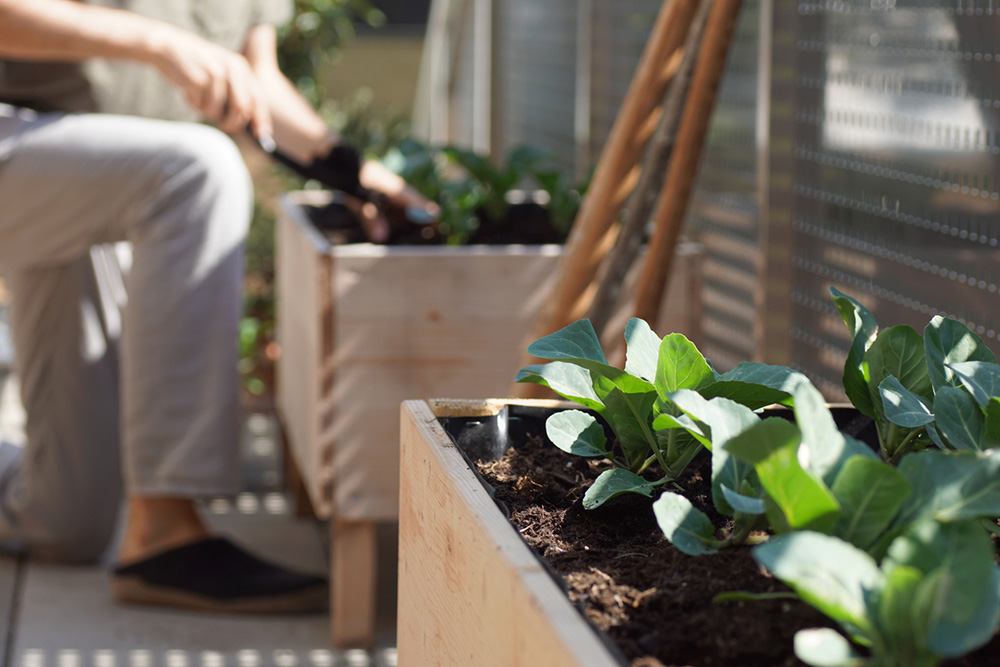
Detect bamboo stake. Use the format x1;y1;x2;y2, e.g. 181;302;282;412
514;0;700;396
587;0;714;338
632;0;743;326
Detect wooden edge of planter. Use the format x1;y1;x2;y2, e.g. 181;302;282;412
398;399;621;667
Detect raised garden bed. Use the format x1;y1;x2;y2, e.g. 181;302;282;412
274;190;704;647
399;398;1000;667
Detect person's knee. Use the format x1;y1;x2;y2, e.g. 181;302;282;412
143;124;253;254
169;125;252;211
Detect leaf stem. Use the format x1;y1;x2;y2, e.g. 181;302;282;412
887;427;925;465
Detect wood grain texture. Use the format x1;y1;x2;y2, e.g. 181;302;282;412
632;0;744;324
331;520;377;649
397;399;620;667
277;192;704;521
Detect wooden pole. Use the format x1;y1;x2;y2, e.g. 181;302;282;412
514;0;700;395
587;0;714;338
631;0;743;326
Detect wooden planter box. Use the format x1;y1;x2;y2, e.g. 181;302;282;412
398;399;621;667
275;190;702;647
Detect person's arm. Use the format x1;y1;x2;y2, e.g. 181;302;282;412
242;23;439;241
0;0;272;138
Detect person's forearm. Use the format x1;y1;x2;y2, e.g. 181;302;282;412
242;24;334;163
0;0;172;65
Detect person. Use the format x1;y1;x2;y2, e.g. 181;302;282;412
0;0;431;613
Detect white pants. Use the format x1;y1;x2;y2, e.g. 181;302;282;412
0;107;252;561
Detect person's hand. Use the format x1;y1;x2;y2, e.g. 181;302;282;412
149;25;272;140
357;160;441;243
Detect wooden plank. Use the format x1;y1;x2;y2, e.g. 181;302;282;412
331;520;377;649
276;192;331;517
397;399;619;667
322;241;564;522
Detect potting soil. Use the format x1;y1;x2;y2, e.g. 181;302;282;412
476;432;1000;667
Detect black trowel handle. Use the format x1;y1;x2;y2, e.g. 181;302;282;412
250;129;386;207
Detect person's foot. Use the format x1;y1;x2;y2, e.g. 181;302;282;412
111;536;328;614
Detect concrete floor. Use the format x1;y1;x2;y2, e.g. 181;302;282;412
0;370;398;667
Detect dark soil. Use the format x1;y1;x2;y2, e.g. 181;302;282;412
303;200;563;246
474;431;1000;667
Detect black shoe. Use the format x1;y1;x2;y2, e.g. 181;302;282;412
111;537;328;614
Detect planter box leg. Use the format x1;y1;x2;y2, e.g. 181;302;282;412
277;413;316;519
331;519;377;649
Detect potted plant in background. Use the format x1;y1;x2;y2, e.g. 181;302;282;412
274;135;704;649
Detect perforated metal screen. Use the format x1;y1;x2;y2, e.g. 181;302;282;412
764;0;1000;396
437;0;1000;398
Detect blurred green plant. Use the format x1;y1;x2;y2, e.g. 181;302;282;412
277;0;386;106
382;138;587;244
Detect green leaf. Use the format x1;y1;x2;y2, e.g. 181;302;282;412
524;321;659;469
864;326;933;423
754;532;882;635
948;360;1000;409
830;287;879;417
723;419;841;532
984;398;1000;449
933;386;985;452
665;391;761;515
879;376;935;428
592;376;658;467
527;319;608;364
720;484;767;515
793;629;867;667
831;457;911;552
623;318;661;383
652;492;721;555
666;390;760;450
894;449;1000;525
793;381;877;486
582;468;657;509
654;333;715;398
885;519;1000;658
924;316;996;393
702;362;809;409
924;422;949;450
545;410;609;457
515;363;603;410
871;564;927;663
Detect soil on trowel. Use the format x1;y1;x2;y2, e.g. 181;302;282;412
476;436;1000;667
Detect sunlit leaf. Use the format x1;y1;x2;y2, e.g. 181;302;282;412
545;410;609;457
624;318;661;383
924;316;996;393
582;468;657;509
754;532;881;635
879;376;934;428
830;287;879;417
652;492;721;556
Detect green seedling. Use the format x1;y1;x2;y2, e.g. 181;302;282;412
749;522;1000;667
830;287;1000;461
660;372;1000;557
517;318;815;509
655;379;912;555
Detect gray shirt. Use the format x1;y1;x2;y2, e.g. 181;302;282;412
0;0;293;121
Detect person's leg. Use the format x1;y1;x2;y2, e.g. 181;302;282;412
0;111;324;612
0;253;123;562
0;112;247;559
